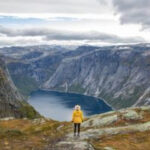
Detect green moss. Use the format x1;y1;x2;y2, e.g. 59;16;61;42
0;129;24;138
5;129;23;137
27;122;60;134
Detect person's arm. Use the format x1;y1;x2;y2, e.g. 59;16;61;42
81;111;84;122
72;111;74;122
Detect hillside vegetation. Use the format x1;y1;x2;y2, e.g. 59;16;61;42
1;106;150;150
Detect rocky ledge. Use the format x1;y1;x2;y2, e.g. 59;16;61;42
54;106;150;150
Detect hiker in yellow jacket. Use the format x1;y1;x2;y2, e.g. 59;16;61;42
72;105;84;136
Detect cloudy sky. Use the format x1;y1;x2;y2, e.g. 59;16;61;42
0;0;149;47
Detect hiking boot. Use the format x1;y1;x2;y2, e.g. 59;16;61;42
77;133;80;137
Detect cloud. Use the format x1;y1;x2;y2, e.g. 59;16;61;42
0;36;44;47
45;30;144;43
0;25;145;47
0;25;49;37
0;0;102;14
112;0;150;29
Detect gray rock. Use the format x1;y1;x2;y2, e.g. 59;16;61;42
140;106;150;111
104;121;148;138
82;114;118;128
122;110;143;120
55;141;95;150
67;121;150;140
104;147;116;150
32;118;46;124
0;117;14;121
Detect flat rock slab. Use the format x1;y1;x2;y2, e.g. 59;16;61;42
49;141;95;150
82;114;118;128
67;121;150;140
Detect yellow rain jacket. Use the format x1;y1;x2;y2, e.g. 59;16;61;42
72;110;84;123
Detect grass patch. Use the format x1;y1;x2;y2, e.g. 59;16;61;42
92;130;150;150
0;119;71;150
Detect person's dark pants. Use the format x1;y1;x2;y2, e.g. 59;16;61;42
74;123;80;135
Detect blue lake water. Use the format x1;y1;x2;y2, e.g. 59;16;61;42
28;90;112;121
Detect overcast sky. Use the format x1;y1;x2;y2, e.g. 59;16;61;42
0;0;149;47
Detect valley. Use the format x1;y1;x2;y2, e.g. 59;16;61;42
2;44;150;109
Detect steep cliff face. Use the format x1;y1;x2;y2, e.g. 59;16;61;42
7;46;96;96
43;45;150;109
4;44;150;109
0;56;39;118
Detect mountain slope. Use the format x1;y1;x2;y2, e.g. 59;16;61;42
43;44;150;109
7;46;96;96
0;56;39;118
